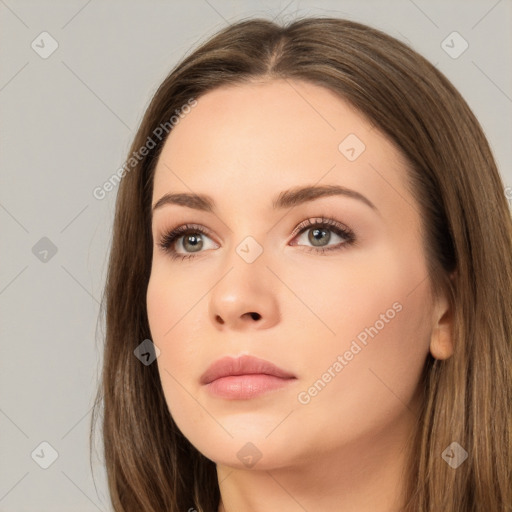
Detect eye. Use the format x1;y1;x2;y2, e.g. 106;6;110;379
290;217;356;255
157;223;217;261
157;217;356;261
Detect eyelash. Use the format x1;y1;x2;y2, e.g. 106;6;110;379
157;217;356;261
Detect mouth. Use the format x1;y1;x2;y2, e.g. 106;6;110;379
200;355;297;400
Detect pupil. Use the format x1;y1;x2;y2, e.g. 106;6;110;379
184;234;203;252
309;228;330;247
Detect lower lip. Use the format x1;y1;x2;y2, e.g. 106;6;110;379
204;374;295;399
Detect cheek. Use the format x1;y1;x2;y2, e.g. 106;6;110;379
290;242;432;442
146;261;210;411
280;234;432;352
146;262;200;361
146;269;201;434
147;264;188;383
146;256;203;341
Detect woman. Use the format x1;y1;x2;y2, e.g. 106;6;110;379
91;17;512;512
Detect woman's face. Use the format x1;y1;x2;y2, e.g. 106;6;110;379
147;79;446;470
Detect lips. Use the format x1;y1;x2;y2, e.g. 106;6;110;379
200;355;296;385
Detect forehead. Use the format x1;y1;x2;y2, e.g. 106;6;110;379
152;79;410;216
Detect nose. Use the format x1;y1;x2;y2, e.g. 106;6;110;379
214;311;261;325
208;257;280;331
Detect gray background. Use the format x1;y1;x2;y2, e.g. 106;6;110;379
1;0;511;510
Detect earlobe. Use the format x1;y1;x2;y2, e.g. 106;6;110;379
429;292;454;360
430;324;454;360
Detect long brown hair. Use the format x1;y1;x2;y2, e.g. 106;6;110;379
91;17;512;512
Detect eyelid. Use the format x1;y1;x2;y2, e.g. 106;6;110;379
289;216;353;239
157;223;217;248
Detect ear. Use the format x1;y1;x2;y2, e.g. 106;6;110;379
429;277;455;360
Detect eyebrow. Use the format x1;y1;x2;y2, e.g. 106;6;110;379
151;184;377;216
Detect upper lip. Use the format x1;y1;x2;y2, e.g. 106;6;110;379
200;355;296;385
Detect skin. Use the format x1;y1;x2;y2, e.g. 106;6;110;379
146;79;453;512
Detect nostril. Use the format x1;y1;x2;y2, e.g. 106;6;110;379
215;315;224;324
249;312;261;320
